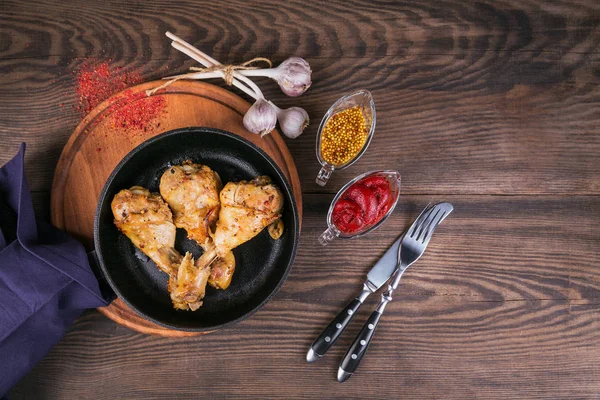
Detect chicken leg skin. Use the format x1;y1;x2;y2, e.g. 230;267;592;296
196;176;284;270
159;161;236;290
111;186;209;310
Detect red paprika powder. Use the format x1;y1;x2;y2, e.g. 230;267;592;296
75;62;165;132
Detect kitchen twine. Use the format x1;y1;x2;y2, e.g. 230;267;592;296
146;57;273;96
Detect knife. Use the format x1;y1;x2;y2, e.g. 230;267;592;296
337;202;453;382
306;233;404;362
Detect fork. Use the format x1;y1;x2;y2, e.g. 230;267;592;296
337;202;454;382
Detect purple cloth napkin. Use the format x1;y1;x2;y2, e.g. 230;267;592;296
0;144;111;396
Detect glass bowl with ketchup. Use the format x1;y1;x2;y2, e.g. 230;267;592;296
318;170;401;246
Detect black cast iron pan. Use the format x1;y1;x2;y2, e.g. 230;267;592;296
94;127;299;332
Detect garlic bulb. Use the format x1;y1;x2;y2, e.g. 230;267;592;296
271;103;309;139
241;57;312;97
243;98;277;137
272;57;312;97
164;32;310;136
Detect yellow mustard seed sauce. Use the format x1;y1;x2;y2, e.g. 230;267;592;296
320;106;368;166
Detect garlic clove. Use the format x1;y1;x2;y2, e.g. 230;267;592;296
272;103;309;139
243;98;278;137
274;57;312;97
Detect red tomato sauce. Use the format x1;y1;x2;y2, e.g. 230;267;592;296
332;175;393;234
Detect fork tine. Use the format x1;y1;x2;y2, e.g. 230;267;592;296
408;204;433;238
421;203;453;243
417;207;441;242
421;210;446;243
398;202;454;270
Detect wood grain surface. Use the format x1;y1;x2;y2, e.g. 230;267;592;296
1;0;599;398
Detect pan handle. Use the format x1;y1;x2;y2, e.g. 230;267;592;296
87;250;116;302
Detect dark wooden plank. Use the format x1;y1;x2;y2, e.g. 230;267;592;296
2;1;598;61
8;300;600;400
9;194;600;399
0;0;598;194
282;195;600;303
2;0;599;398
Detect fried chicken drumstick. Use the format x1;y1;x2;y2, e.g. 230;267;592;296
111;186;209;311
159;161;236;289
196;176;284;269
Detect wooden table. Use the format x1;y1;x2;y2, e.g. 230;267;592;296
2;1;599;398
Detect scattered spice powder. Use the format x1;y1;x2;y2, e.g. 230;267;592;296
74;62;166;132
75;62;140;114
111;91;166;130
320;106;368;166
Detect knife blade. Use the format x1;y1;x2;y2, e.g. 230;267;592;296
365;233;404;290
306;233;404;362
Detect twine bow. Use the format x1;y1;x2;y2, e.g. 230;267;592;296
146;57;273;96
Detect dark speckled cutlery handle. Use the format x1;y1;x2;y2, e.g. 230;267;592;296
306;292;369;362
337;310;382;382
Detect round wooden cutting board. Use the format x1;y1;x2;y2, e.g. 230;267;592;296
51;80;302;337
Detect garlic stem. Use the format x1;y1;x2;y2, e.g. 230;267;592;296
238;68;278;79
170;41;258;100
160;71;259;100
163;71;225;80
270;102;282;114
171;42;262;99
166;32;265;100
166;31;309;138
